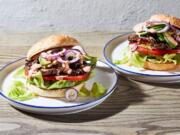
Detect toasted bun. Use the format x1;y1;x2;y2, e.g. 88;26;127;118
27;35;80;60
150;14;180;29
144;61;177;71
26;83;84;98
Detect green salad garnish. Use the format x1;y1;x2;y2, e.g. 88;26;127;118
79;82;107;98
113;46;180;68
7;65;106;101
13;67;25;78
8;81;35;101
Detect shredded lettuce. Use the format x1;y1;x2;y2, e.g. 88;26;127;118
8;81;34;101
113;47;146;68
163;54;177;64
130;52;147;68
79;82;107;98
113;46;180;68
27;72;81;90
13;67;25;78
147;54;178;64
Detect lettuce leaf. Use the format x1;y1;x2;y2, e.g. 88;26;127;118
78;84;90;97
113;46;180;68
163;54;177;64
78;82;107;98
27;72;81;90
48;80;79;89
8;81;34;101
84;55;97;67
91;82;107;98
147;54;178;64
13;67;25;78
174;54;180;64
130;52;147;68
113;47;146;68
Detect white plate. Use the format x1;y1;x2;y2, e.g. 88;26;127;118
103;34;180;83
0;58;117;115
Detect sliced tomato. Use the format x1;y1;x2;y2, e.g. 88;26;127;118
43;73;89;81
136;46;180;56
25;69;90;81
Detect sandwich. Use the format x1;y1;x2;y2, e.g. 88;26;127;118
25;35;97;101
114;14;180;70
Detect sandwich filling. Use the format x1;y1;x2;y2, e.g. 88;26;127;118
25;45;97;89
114;20;180;68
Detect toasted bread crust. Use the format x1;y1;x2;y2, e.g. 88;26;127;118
26;83;84;98
27;35;79;60
144;61;177;71
150;14;180;28
133;14;180;32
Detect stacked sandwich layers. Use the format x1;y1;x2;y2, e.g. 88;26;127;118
25;35;97;98
128;14;180;70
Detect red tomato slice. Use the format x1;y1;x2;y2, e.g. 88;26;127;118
136;46;180;56
43;73;89;81
25;69;90;81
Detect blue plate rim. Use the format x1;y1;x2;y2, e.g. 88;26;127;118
0;57;118;109
103;33;180;77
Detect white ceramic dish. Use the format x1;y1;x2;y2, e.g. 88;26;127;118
0;58;117;115
103;34;180;83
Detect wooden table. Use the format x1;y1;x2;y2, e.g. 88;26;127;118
1;31;180;135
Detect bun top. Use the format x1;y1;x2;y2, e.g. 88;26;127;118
27;35;79;60
150;14;180;28
133;14;180;32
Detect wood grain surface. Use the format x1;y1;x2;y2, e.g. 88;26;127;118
0;32;180;135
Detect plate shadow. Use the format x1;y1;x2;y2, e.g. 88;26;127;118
15;75;148;123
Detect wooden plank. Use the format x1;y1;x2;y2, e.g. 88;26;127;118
0;32;180;135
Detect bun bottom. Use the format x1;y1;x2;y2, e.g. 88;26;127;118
144;61;177;71
26;83;84;98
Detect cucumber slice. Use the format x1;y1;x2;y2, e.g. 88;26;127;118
147;24;166;30
138;31;149;37
163;32;178;48
39;57;51;65
157;33;165;42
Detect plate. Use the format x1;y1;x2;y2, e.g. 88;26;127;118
103;33;180;83
0;58;117;115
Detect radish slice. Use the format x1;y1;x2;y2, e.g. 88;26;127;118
65;88;78;101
